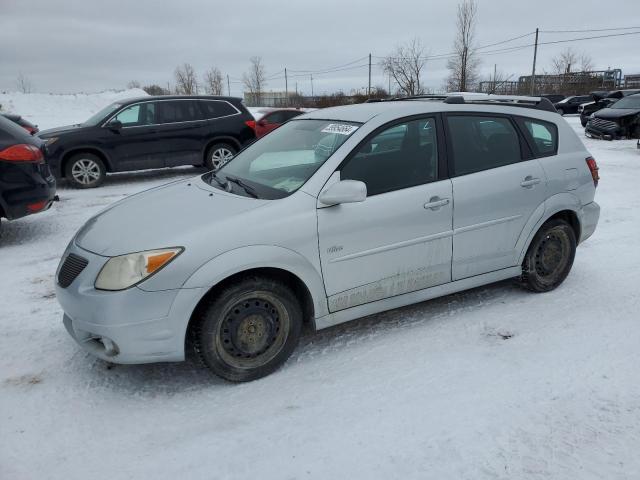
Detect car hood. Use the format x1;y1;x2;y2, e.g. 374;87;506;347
38;123;86;138
595;108;640;120
75;178;269;256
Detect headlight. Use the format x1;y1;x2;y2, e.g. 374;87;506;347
44;137;59;145
95;247;183;291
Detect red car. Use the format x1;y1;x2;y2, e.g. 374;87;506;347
1;113;39;135
254;109;304;138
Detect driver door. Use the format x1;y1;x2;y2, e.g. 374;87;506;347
317;117;454;312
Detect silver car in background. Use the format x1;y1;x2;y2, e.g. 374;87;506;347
56;95;600;382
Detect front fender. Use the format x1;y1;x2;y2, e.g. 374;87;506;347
516;192;581;264
183;245;329;319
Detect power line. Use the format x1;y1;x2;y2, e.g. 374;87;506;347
287;56;369;74
540;26;640;33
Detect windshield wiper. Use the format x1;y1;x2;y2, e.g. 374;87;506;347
225;175;259;198
209;172;227;189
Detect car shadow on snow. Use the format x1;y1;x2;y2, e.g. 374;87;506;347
75;279;524;396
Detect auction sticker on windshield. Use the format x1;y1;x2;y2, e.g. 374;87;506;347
321;124;359;135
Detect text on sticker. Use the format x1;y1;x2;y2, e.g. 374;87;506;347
321;124;359;135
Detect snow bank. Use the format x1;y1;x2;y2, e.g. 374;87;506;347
0;88;148;130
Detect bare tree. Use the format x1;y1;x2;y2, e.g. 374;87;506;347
174;63;199;95
446;0;480;92
551;48;594;74
242;56;267;105
143;84;170;95
381;38;428;96
16;72;33;94
203;67;224;95
127;80;141;89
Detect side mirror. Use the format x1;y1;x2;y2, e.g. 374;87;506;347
108;120;122;131
318;180;367;206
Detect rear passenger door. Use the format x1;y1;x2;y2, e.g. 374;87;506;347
445;114;547;280
156;100;205;167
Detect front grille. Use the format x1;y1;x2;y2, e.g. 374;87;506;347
58;253;88;288
588;118;619;131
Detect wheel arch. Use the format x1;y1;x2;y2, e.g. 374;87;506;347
181;246;329;352
60;147;112;177
202;136;242;164
517;194;582;264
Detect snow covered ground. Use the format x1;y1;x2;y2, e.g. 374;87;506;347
1;115;639;479
0;89;149;131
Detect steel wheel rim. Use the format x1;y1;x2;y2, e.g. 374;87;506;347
211;148;234;169
534;229;570;281
216;292;290;369
71;159;101;185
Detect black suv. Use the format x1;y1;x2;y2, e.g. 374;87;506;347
0;115;56;232
38;96;256;188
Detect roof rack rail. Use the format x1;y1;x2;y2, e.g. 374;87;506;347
366;93;556;112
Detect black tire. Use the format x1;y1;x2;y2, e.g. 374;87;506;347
580;118;587;127
205;143;236;170
191;276;303;382
556;108;565;116
65;153;106;188
518;219;576;293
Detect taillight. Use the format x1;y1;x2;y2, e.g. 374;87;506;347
245;120;256;130
0;144;44;163
586;156;599;187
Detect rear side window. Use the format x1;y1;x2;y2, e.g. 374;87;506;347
446;115;522;176
341;117;438;196
200;101;237;119
521;118;558;157
157;101;202;124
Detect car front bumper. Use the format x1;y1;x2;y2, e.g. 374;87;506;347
55;242;204;364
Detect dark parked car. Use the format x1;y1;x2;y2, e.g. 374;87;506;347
579;89;640;127
539;94;565;104
1;113;39;135
0;115;56;232
554;95;592;115
255;108;304;138
585;93;640;140
37;96;257;188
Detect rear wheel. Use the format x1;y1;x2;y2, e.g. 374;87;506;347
519;219;576;292
205;143;236;170
191;276;303;382
65;153;106;188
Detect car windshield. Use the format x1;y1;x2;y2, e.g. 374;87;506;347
203;119;361;199
83;102;123;126
612;96;640;109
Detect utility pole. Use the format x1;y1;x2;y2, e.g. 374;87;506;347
227;74;231;96
368;53;372;97
493;63;497;94
285;68;288;107
310;74;314;97
530;27;539;96
388;73;391;96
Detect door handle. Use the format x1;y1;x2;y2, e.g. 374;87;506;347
424;196;450;210
520;176;541;188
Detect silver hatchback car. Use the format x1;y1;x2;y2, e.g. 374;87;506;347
56;95;600;382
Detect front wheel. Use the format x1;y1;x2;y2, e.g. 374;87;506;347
65;153;106;188
518;219;576;292
557;108;565;116
191;276;303;382
205;143;236;170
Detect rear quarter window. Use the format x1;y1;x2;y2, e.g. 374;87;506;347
200;101;238;119
519;118;558;157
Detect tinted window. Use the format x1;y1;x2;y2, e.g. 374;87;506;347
157;100;201;124
264;111;287;124
200;100;237;119
447;116;521;176
341;118;438;196
522;118;557;157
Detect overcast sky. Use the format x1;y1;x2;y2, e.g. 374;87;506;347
1;0;639;96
